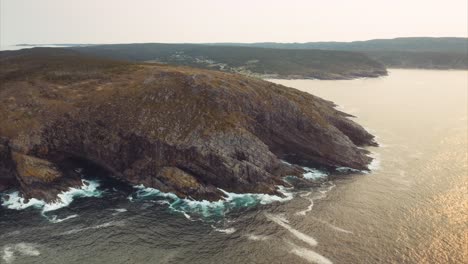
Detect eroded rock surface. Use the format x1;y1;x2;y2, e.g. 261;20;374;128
0;48;377;201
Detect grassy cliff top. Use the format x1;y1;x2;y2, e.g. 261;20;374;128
0;48;376;200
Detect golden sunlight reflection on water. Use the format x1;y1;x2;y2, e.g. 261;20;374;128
272;69;467;263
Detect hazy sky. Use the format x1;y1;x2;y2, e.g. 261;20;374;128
1;0;467;46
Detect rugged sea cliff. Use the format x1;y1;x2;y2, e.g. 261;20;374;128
0;48;376;203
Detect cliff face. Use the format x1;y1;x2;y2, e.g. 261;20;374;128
0;48;377;202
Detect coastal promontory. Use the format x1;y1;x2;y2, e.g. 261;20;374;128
0;48;376;202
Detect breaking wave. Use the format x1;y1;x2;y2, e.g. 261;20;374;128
302;167;328;180
0;161;342;221
366;152;381;172
128;184;294;218
1;179;102;221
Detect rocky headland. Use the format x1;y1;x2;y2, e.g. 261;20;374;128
0;48;377;202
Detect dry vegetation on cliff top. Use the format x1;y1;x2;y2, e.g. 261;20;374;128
0;48;376;201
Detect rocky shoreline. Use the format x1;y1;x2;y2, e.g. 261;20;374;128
0;48;377;202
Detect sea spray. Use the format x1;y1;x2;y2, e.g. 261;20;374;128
2;162;337;221
335;150;381;174
128;185;294;218
302;167;328;180
366;152;381;172
128;163;332;219
43;180;102;212
2;246;14;264
1;180;103;219
1;192;45;210
281;159;329;180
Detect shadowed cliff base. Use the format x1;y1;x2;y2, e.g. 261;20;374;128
0;48;376;202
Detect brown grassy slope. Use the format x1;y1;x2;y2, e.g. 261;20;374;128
0;48;376;201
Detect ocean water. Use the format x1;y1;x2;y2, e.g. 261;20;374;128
1;69;467;264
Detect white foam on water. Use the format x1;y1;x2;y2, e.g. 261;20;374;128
246;234;269;241
2;243;40;264
310;216;353;234
1;180;102;216
61;220;126;235
265;213;318;247
365;152;381;172
281;160;328;181
1;192;45;210
377;142;389;148
212;226;236;234
335;166;362;173
2;246;14;264
296;198;314;216
14;243;40;257
131;185;226;217
130;184;294;218
296;182;336;216
221;185;294;205
285;240;333;264
156;200;170;205
94;220;126;228
182;212;192;220
318;183;335;196
274;213;290;224
357;144;382;174
48;214;79;223
42;180;102;212
132;185;179;199
110;208;127;216
61;226;91;235
302;167;328;180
